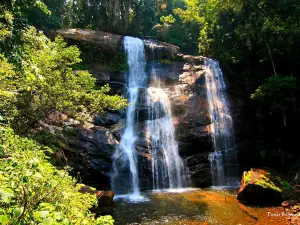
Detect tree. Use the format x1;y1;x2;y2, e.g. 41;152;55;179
0;1;127;134
0;28;127;134
153;14;176;40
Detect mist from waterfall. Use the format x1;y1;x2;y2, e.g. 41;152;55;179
204;58;239;186
111;36;147;200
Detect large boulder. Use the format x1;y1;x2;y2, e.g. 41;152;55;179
237;168;285;205
55;29;123;53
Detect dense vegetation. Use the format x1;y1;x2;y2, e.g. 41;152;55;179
0;0;125;224
0;0;299;223
0;128;114;225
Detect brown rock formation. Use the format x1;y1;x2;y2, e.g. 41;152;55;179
56;29;123;53
53;28;181;58
237;168;285;205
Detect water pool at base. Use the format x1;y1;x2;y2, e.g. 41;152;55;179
111;188;289;225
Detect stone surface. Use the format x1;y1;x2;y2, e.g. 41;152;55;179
54;28;180;59
55;29;123;53
79;185;114;207
282;200;297;207
237;168;284;205
39;45;215;188
41;111;124;190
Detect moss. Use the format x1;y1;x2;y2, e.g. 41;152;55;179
280;180;292;191
69;41;128;72
255;174;282;192
255;180;282;192
244;171;252;183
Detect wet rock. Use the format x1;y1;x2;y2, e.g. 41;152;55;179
144;39;180;59
293;172;300;184
282;200;297;207
187;152;212;186
79;185;114;207
237;168;285;205
135;88;167;122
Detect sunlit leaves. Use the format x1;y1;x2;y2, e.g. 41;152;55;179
0;128;115;224
160;15;176;25
0;27;127;133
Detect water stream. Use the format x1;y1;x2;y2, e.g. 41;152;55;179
112;37;188;199
111;36;147;201
204;58;239;186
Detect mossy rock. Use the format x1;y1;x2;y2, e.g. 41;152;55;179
237;168;289;205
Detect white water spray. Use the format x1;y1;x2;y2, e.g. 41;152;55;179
146;41;188;189
146;87;187;189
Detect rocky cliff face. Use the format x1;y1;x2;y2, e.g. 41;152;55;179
45;31;217;189
54;29;180;59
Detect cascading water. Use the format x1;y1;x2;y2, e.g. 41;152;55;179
204;58;239;186
146;88;187;190
146;41;188;190
112;37;188;200
111;36;147;200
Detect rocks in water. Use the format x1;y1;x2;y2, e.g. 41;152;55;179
79;185;114;207
237;168;285;205
282;200;297;207
282;201;300;225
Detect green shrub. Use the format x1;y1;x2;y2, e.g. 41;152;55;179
0;127;114;225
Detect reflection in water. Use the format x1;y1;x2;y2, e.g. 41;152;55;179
112;188;288;225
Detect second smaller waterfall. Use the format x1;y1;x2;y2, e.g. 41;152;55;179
204;58;239;186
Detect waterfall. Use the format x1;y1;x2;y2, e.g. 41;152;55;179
204;58;239;186
146;87;187;190
111;37;147;200
112;37;188;201
146;41;188;189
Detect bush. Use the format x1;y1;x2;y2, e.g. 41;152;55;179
0;127;114;225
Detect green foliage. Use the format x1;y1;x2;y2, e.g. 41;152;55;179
251;75;296;126
30;131;60;151
0;127;114;225
0;9;14;41
63;127;77;137
0;27;127;134
251;76;297;104
243;171;252;183
280;180;292;191
160;15;176;25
